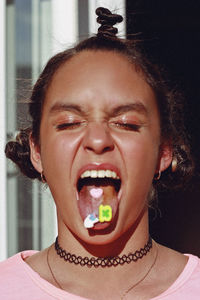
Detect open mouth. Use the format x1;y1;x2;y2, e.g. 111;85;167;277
77;177;121;193
76;169;121;229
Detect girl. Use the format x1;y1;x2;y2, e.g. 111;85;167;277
1;7;199;300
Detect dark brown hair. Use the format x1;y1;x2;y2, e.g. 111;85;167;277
5;7;194;191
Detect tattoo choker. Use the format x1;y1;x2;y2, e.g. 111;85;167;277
54;236;152;268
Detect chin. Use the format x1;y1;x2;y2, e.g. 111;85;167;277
76;217;130;247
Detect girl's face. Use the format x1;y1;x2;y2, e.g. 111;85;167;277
30;51;172;244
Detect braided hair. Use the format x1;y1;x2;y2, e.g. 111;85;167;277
5;7;194;193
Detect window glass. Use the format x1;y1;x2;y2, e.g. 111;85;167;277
6;0;56;256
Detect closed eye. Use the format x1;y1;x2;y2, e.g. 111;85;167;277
110;122;141;131
56;122;84;130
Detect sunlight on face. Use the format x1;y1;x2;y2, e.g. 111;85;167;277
31;50;170;244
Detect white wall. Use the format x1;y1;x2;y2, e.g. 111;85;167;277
51;0;78;54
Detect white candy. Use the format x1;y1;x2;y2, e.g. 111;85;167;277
84;214;99;228
89;188;103;198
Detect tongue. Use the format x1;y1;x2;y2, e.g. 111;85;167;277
77;185;118;229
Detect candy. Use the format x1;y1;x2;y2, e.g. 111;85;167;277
99;204;112;222
89;188;103;198
78;185;116;228
84;213;99;228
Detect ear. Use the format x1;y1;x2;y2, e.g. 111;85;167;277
156;142;172;173
29;135;43;174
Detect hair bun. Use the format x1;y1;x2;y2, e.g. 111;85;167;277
5;128;40;180
96;7;123;38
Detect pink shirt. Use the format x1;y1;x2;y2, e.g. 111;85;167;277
0;251;200;299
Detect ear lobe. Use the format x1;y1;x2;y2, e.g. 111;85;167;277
29;136;43;173
156;142;173;173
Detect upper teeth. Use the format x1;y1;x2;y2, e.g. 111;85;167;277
80;169;120;179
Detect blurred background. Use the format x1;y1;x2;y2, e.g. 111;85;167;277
1;0;200;261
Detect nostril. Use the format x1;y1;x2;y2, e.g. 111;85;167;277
103;145;114;153
83;132;115;154
85;144;114;154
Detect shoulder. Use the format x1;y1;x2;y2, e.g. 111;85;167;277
152;244;200;299
0;249;86;300
159;254;200;299
0;250;37;277
0;251;38;299
182;254;200;286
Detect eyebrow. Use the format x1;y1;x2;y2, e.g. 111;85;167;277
49;102;148;117
49;103;87;116
109;103;148;117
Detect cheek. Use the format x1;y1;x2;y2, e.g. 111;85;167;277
39;133;81;212
115;132;160;190
126;139;158;163
119;135;160;219
40;130;82;176
117;132;159;164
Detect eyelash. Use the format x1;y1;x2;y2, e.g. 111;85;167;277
110;122;141;131
55;121;141;132
56;122;83;130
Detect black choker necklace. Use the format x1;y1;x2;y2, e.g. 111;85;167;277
55;236;152;268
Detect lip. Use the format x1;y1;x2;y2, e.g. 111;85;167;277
76;163;121;186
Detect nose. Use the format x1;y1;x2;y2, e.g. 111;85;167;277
82;122;114;154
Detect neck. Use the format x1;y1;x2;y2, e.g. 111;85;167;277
47;235;157;299
47;210;155;298
54;236;152;268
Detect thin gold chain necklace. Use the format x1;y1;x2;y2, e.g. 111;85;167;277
121;243;158;299
47;240;158;299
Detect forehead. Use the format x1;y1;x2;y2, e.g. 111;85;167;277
44;50;157;113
